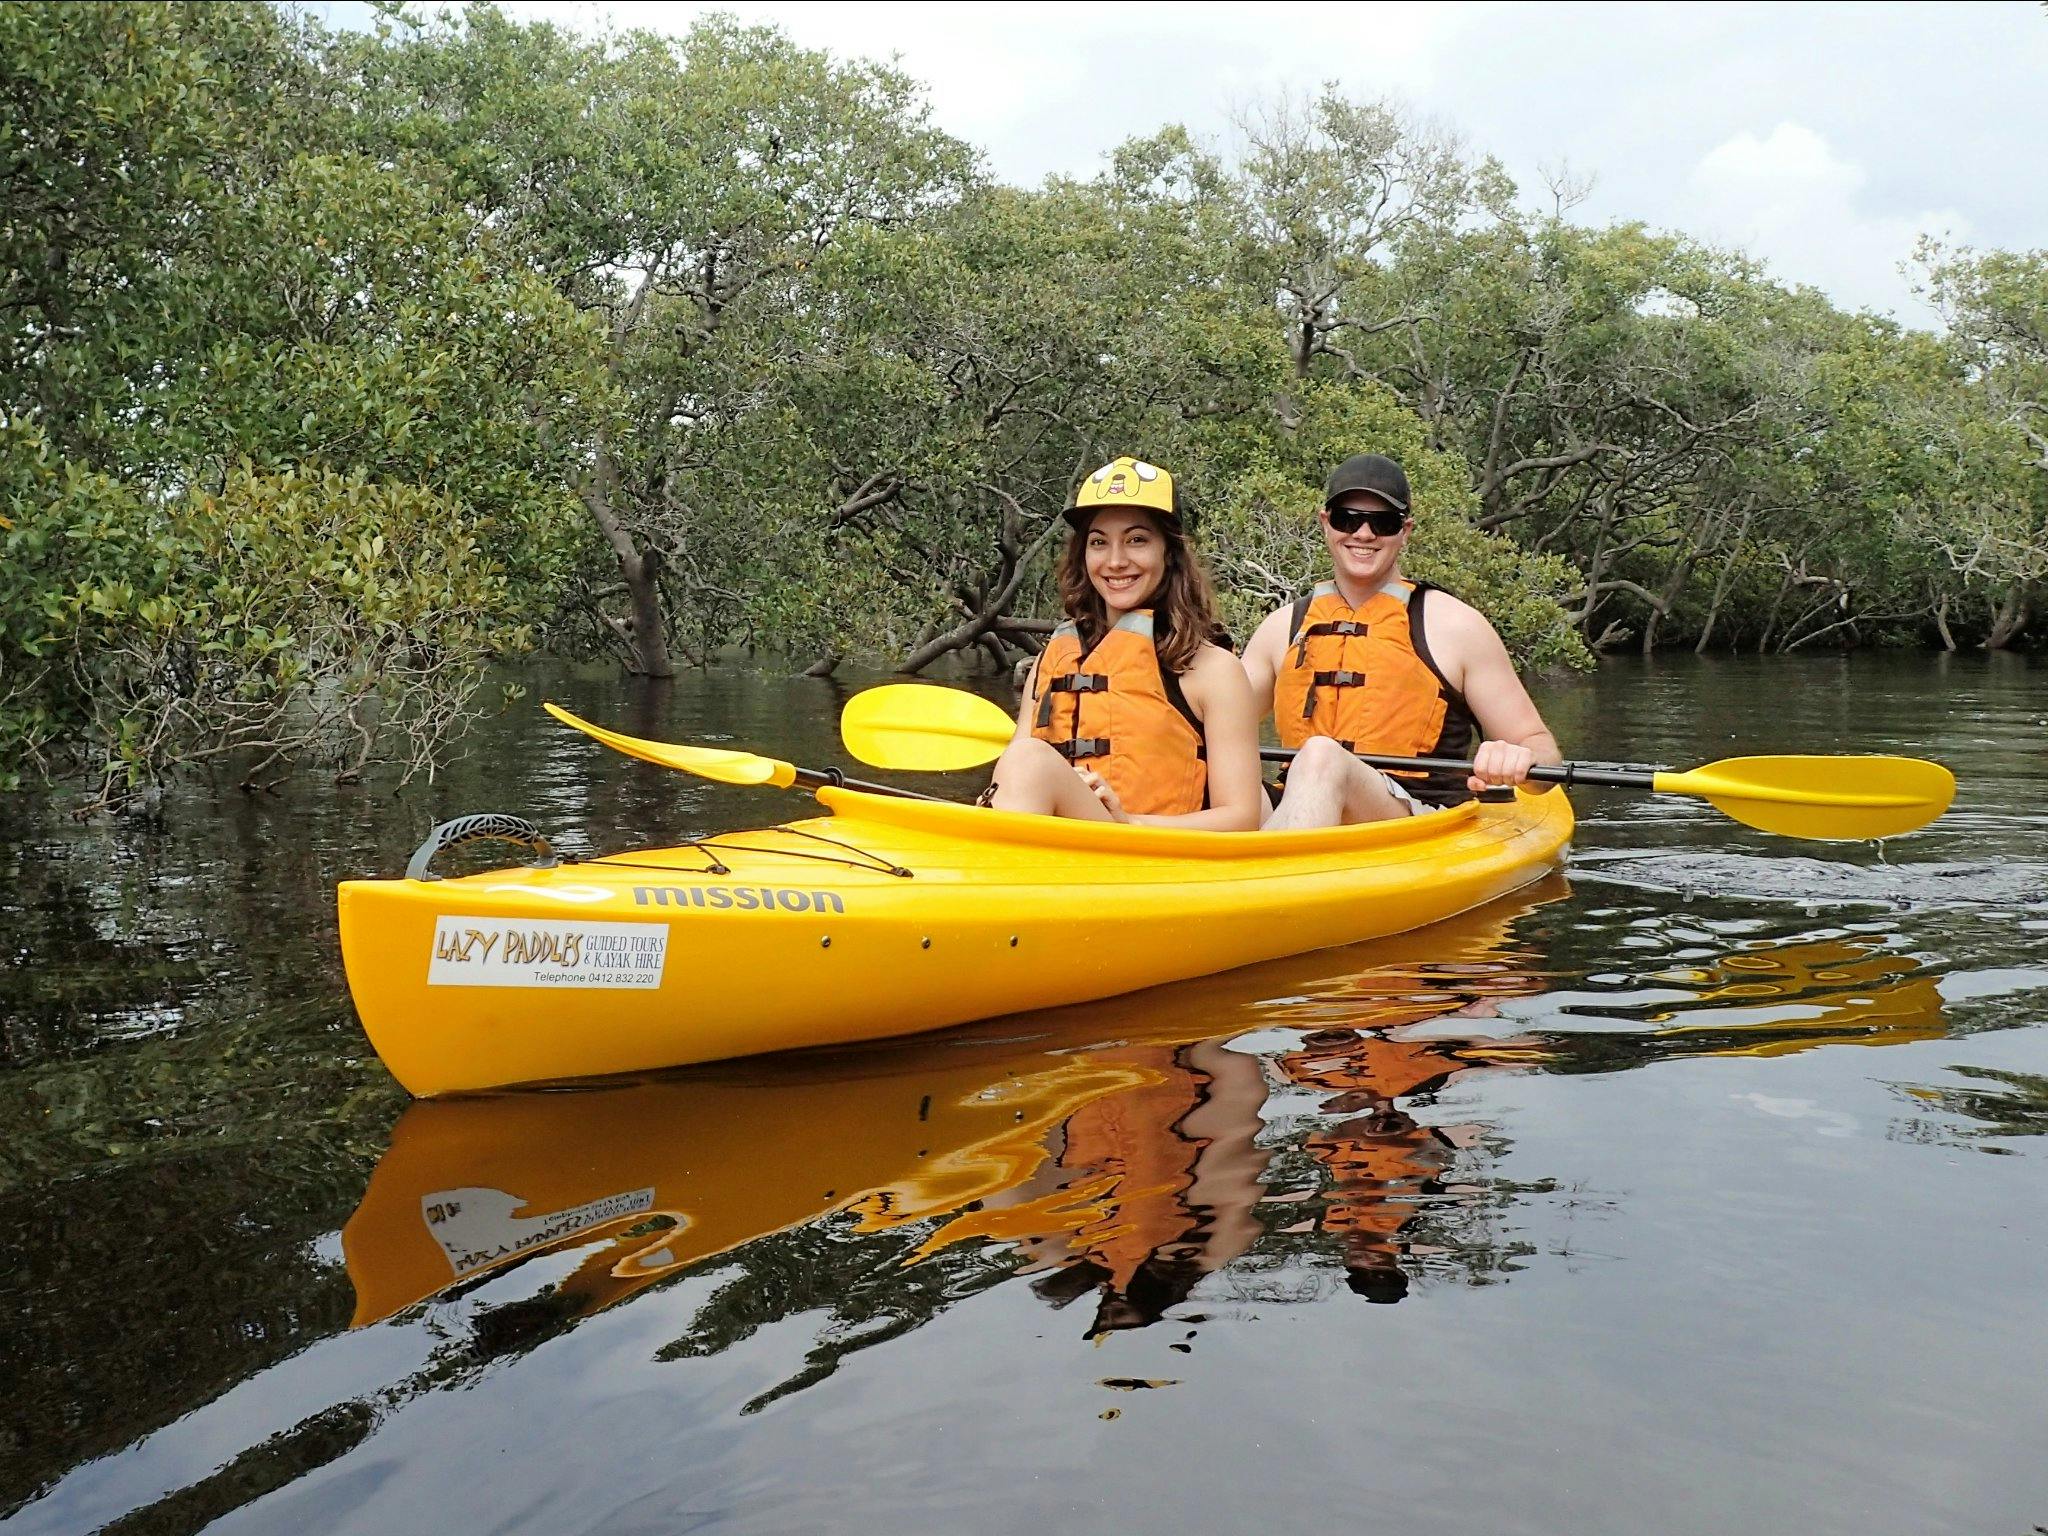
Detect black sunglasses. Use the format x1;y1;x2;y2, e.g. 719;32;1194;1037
1327;505;1409;536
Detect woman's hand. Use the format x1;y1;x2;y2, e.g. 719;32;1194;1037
1468;738;1536;793
1075;766;1130;822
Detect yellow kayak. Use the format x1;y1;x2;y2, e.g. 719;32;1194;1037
337;783;1574;1096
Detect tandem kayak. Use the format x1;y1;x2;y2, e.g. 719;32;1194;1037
337;782;1574;1097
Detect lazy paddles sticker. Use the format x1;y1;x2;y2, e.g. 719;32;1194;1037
427;917;670;989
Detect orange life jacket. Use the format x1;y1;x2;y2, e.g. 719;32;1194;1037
1031;610;1206;817
1273;579;1477;806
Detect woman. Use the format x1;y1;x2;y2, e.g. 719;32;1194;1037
982;457;1262;830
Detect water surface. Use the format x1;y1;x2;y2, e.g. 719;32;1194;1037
3;653;2045;1535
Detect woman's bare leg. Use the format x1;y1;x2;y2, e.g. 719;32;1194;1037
984;737;1117;821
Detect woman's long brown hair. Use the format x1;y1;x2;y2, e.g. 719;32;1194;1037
1054;509;1231;673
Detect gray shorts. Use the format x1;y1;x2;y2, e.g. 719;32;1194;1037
1381;773;1441;816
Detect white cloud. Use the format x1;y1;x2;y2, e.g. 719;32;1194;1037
1694;122;1858;200
1685;121;1967;319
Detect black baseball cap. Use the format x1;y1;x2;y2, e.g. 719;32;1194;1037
1324;453;1410;514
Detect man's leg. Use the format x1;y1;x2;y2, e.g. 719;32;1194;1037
1265;735;1413;830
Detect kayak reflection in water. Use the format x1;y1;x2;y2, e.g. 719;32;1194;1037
342;921;1949;1351
980;457;1264;829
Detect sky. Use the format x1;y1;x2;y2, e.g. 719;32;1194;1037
302;1;2048;326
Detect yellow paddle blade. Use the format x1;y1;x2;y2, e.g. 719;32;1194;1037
1653;755;1956;840
543;702;796;788
841;683;1015;771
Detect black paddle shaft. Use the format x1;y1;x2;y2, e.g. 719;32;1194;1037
1257;747;1657;790
822;746;1659;800
792;765;945;802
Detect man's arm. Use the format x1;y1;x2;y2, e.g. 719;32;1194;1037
1432;599;1562;792
1240;606;1289;724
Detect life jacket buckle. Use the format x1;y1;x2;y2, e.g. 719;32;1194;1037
1310;669;1367;689
1056;737;1112;761
1048;672;1110;695
1301;619;1367;641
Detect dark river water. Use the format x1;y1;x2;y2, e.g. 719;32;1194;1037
3;653;2045;1536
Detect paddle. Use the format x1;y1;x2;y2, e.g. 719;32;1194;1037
544;702;937;802
837;682;1956;841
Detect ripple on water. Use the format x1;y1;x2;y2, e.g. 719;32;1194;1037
1570;848;2048;914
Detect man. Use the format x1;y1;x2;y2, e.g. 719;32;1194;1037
1241;453;1562;828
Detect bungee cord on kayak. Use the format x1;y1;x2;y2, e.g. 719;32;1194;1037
585;826;917;880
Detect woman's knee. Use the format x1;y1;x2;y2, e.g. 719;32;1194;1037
987;737;1069;809
999;737;1067;779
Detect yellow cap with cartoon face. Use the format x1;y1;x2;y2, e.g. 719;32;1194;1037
1063;456;1178;527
